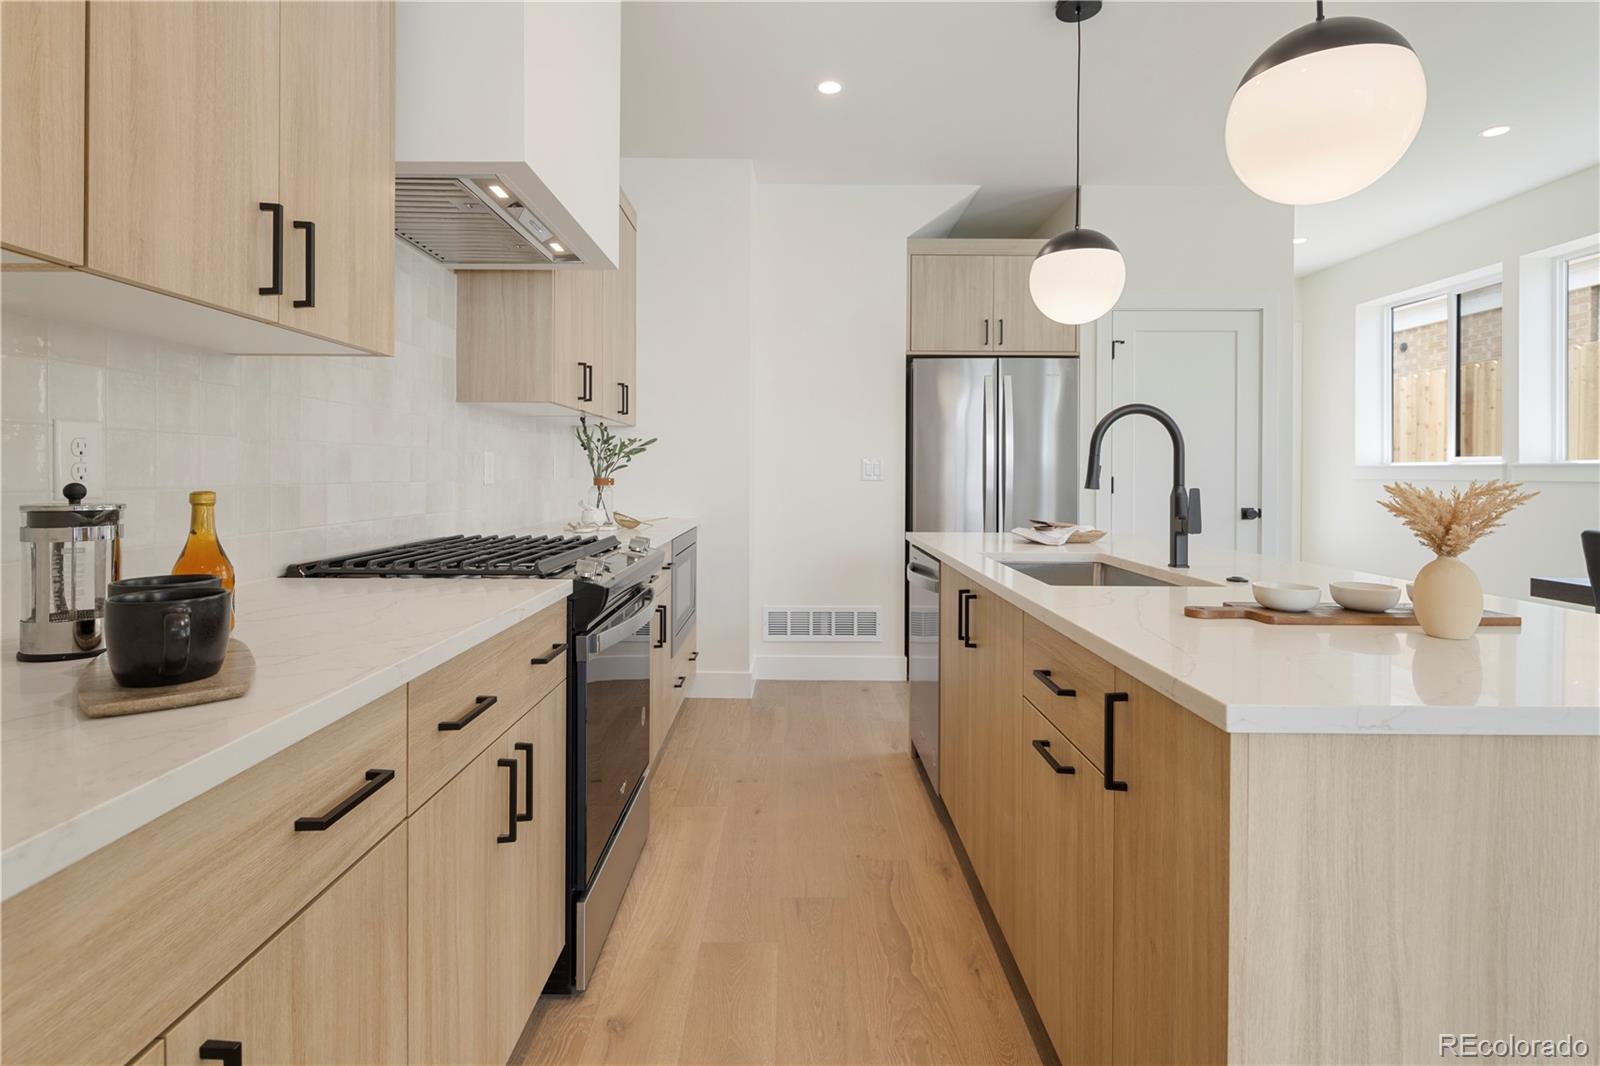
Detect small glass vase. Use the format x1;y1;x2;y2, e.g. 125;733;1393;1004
591;477;616;529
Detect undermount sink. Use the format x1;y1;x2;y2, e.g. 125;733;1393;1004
1001;560;1181;588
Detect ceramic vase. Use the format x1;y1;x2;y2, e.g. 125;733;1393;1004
1411;555;1483;639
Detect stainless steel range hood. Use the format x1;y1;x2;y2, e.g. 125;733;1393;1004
394;175;579;269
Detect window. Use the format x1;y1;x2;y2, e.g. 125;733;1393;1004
1560;251;1599;460
1387;279;1502;462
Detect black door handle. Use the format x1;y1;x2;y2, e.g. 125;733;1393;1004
199;1040;243;1066
513;741;534;823
1104;692;1130;792
653;605;667;648
530;643;567;665
293;768;394;831
258;202;283;296
438;694;497;732
961;591;977;649
292;219;315;308
1240;506;1262;520
1032;668;1075;697
497;757;518;843
1032;738;1075;774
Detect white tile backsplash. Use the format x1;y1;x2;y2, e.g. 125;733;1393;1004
1;240;592;591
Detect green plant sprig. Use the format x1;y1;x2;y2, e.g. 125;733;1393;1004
575;416;657;481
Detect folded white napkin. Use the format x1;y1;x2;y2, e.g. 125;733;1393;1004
1012;525;1074;546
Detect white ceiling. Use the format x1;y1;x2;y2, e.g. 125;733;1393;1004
621;1;1599;275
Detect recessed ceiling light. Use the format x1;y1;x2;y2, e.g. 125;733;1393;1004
487;183;509;200
817;80;842;95
549;242;565;254
1480;125;1511;138
1293;236;1308;245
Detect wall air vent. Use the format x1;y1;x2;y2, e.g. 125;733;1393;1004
764;606;882;643
393;176;578;269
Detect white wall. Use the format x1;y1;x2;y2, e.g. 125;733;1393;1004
749;183;977;682
1298;167;1600;598
618;158;755;697
1;242;591;627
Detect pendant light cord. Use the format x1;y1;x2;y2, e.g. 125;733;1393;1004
1074;8;1083;229
1315;0;1325;21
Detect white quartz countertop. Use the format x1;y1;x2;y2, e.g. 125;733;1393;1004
1;517;697;900
909;531;1600;739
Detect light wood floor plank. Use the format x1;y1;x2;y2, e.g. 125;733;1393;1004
515;685;1045;1066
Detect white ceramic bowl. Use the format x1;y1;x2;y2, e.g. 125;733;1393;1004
1329;581;1401;613
1251;581;1321;613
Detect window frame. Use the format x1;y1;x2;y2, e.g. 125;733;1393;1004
1379;269;1504;467
1555;243;1600;463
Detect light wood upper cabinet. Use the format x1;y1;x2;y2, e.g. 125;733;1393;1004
908;240;1078;355
910;254;994;352
165;827;407;1066
86;0;280;322
1;0;85;264
277;0;395;356
994;255;1079;354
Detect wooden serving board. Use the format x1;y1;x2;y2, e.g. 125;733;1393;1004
1184;603;1522;627
77;640;255;718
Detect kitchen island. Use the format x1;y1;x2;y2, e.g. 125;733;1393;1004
909;531;1599;1066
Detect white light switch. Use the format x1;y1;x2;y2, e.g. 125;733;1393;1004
860;458;884;482
53;421;103;495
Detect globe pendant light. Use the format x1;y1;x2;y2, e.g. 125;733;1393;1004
1030;0;1126;326
1226;1;1425;205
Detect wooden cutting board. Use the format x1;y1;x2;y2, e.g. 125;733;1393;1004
1184;603;1522;627
77;640;255;718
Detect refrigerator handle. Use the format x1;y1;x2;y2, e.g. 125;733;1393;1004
982;373;997;532
1001;374;1015;531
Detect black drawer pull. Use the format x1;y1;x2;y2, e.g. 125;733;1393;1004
1032;669;1075;697
438;694;497;731
1104;692;1130;792
292;219;315;308
674;676;686;689
530;643;567;665
653;605;667;648
956;589;970;642
688;651;699;662
258;202;283;295
961;590;977;649
1032;738;1075;774
514;741;534;823
293;768;394;831
497;757;518;843
200;1040;243;1066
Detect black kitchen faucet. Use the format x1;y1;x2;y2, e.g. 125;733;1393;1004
1084;403;1201;568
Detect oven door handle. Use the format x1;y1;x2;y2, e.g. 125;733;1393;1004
582;588;656;659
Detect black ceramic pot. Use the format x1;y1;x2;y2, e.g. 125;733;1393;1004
105;586;231;687
108;574;223;597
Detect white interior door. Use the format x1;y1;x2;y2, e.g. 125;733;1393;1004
1105;310;1263;553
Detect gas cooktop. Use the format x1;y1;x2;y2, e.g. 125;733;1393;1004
284;533;625;579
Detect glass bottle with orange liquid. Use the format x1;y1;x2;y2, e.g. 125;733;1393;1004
172;490;236;628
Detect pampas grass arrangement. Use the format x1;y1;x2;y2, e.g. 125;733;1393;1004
1378;480;1539;558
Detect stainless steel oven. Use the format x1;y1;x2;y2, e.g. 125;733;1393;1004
669;528;696;655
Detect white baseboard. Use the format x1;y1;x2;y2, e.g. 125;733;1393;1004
753;655;908;682
687;670;755;700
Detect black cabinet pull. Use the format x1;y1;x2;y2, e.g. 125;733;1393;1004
530;643;567;665
983;318;990;346
653;605;667;648
956;589;971;643
577;362;587;401
514;741;534;823
199;1040;243;1066
674;676;686;689
497;757;518;843
998;318;1005;347
961;591;977;649
1033;668;1075;697
438;694;497;732
618;381;628;415
258;202;283;296
293;768;394;831
292;219;315;308
688;651;698;662
1104;692;1130;792
1031;738;1075;774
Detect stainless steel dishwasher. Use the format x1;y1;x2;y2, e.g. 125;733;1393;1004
906;546;941;792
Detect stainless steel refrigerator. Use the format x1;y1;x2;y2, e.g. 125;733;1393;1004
908;357;1081;532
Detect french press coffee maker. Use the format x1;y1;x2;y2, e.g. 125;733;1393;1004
17;483;124;662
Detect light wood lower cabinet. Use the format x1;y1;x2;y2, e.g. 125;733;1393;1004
648;571;676;762
164;828;408;1066
409;683;566;1066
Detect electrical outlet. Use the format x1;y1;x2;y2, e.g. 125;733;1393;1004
53;421;104;495
860;458;884;482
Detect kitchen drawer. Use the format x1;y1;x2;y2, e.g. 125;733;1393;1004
1;689;406;1066
407;602;567;812
669;626;698;719
1022;616;1117;774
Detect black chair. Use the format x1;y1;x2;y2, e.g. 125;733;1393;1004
1584;530;1600;613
